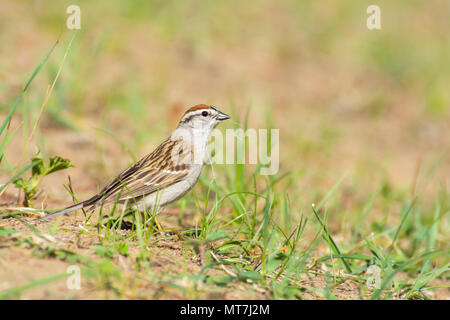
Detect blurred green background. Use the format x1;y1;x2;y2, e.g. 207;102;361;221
1;0;449;202
1;0;449;235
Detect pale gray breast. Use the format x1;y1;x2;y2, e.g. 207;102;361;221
186;163;204;187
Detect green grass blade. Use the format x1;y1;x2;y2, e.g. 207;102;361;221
312;206;352;273
0;160;40;194
316;171;348;211
0;272;68;299
0;122;23;163
389;199;416;253
0;38;58;138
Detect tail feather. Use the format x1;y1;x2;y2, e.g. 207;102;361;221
41;192;104;220
41;202;85;220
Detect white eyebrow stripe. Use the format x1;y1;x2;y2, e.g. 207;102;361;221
181;110;206;122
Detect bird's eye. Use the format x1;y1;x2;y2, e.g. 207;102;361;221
202;111;208;117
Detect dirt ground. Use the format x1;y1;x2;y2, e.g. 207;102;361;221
1;212;366;300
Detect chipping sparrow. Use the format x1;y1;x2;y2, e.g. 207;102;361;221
43;104;230;219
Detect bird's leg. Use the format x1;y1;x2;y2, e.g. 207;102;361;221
138;207;164;236
154;215;166;237
144;206;169;237
139;209;152;229
151;207;166;237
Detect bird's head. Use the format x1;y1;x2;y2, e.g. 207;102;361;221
177;104;230;131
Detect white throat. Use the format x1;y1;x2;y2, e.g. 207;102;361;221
171;125;214;165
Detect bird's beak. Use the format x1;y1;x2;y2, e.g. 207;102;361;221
216;111;230;121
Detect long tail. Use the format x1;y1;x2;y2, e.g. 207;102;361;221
41;202;86;220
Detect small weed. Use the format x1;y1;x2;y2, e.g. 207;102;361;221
13;154;73;206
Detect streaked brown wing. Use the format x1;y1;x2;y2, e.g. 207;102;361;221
90;138;190;205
